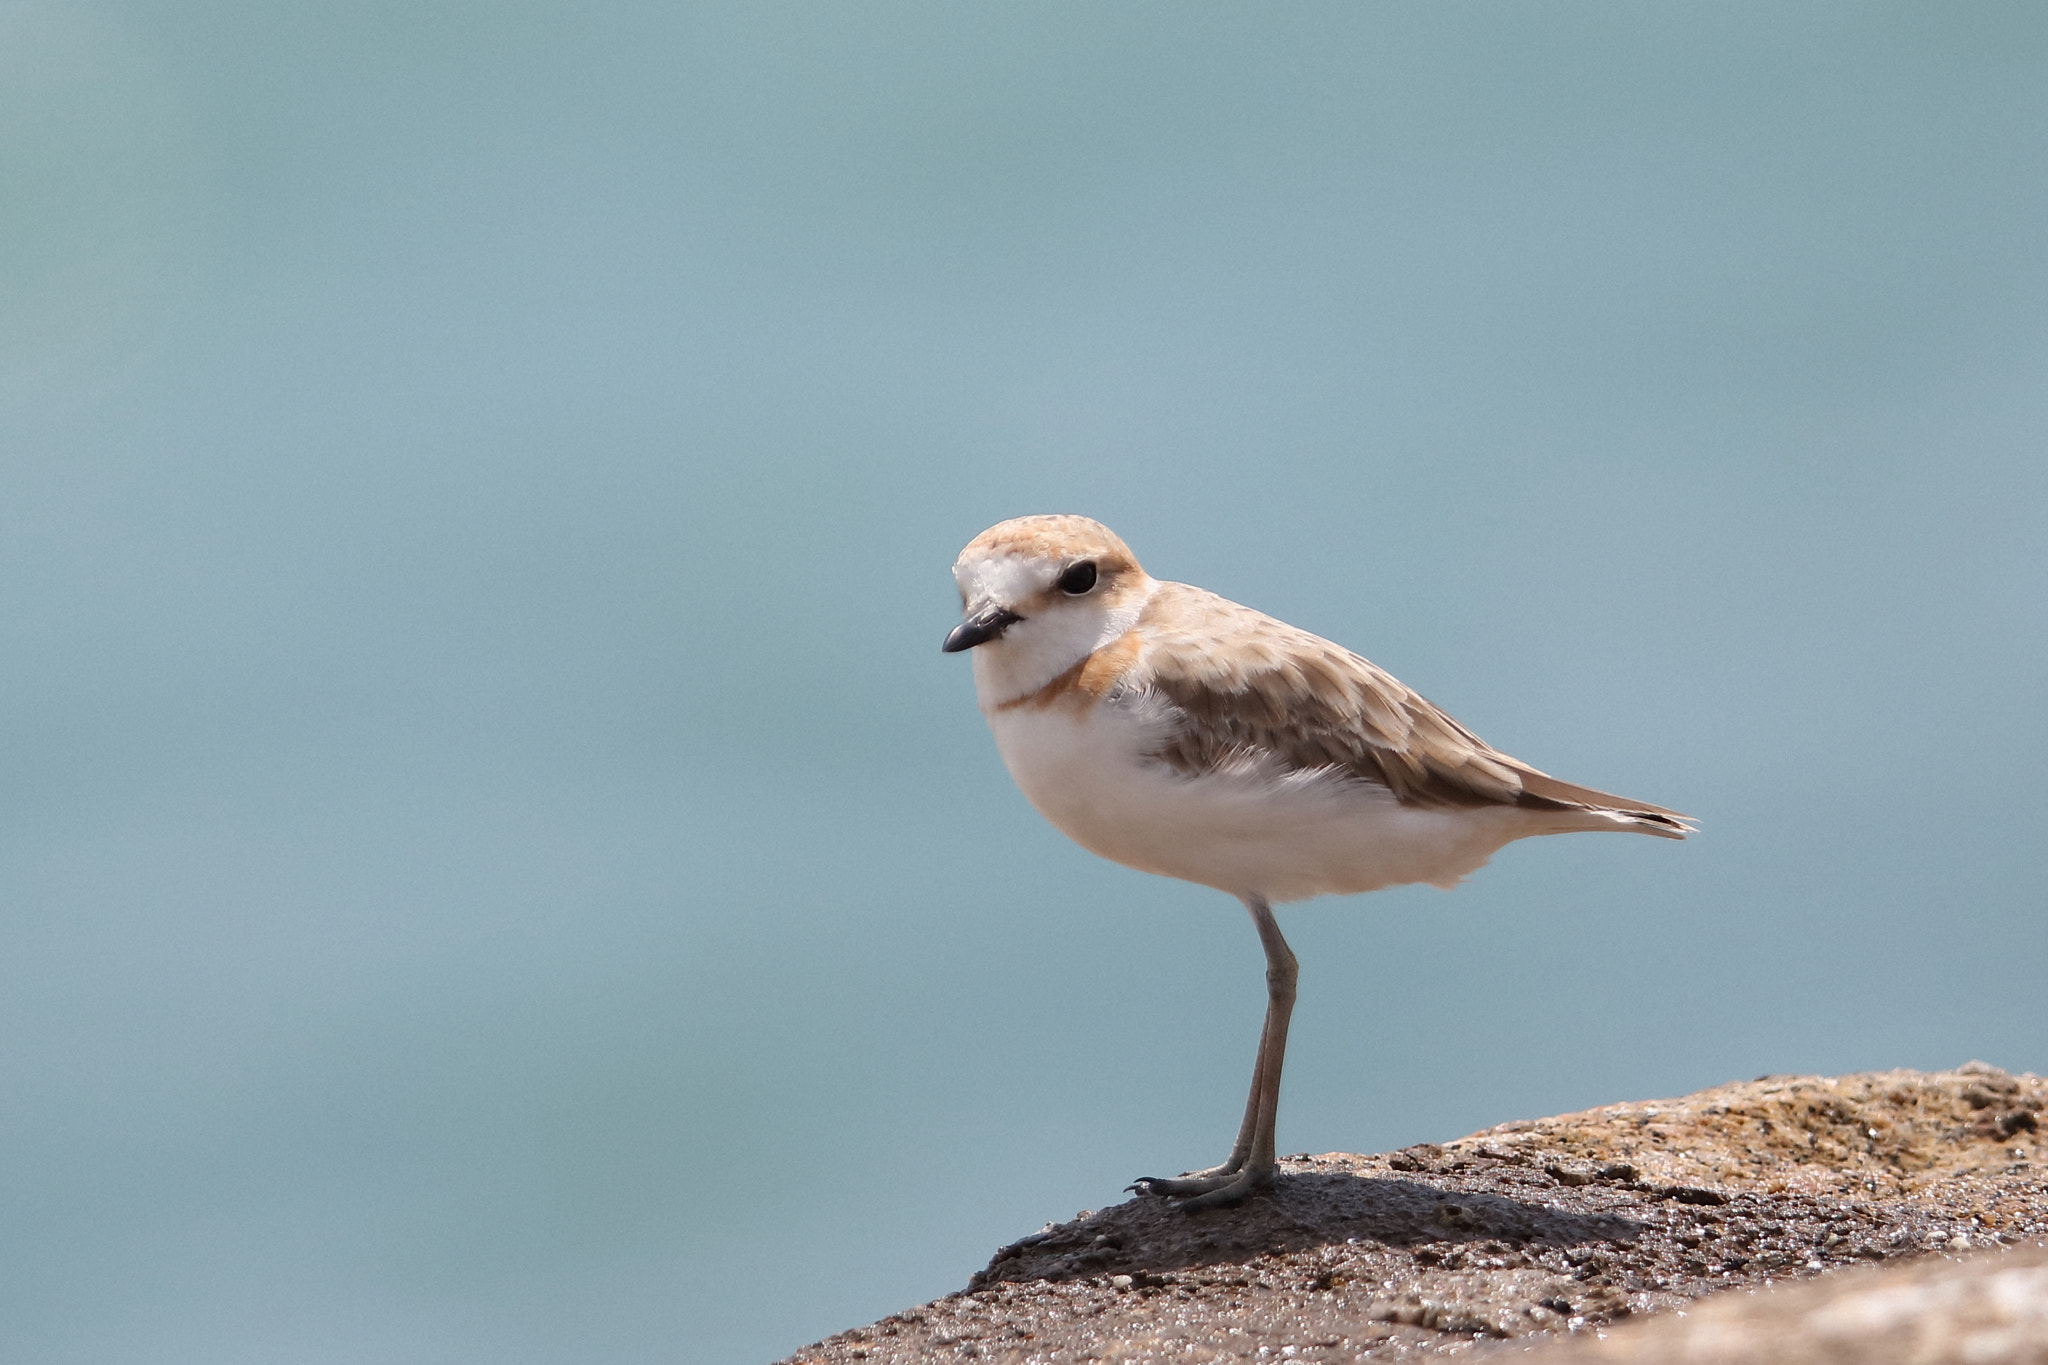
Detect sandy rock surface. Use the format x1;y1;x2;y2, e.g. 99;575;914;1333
775;1064;2045;1364
1533;1244;2048;1364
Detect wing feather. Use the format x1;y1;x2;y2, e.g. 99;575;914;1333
1130;582;1690;833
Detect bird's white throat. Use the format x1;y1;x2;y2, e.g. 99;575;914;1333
968;578;1153;709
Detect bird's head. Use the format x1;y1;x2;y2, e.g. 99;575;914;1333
945;515;1154;706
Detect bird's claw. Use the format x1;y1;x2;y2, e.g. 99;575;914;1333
1129;1163;1277;1209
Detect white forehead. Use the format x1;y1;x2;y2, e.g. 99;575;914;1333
953;551;1055;605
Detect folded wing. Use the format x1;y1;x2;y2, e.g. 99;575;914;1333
1132;583;1691;836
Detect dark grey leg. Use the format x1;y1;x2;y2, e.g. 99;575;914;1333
1132;894;1298;1209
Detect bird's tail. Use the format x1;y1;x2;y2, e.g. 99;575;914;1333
1512;767;1694;839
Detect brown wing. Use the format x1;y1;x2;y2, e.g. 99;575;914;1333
1132;582;1690;831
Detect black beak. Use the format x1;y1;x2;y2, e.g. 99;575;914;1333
942;605;1023;653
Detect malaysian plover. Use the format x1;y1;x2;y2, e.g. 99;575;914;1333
943;514;1689;1210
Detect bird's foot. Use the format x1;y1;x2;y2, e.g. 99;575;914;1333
1129;1161;1276;1210
1127;1154;1241;1197
1128;1171;1233;1197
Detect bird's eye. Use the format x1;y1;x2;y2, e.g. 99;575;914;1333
1056;561;1098;595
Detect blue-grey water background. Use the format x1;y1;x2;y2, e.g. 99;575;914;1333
5;3;2046;1361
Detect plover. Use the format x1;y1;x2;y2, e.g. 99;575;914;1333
943;514;1689;1210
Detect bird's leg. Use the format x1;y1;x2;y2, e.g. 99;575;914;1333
1152;966;1281;1186
1132;895;1298;1208
1140;1037;1266;1189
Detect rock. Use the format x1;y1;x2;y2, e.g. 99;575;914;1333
1533;1244;2048;1364
775;1066;2048;1364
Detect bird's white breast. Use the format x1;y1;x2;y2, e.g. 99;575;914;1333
983;695;1532;903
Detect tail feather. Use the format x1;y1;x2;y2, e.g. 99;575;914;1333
1514;767;1694;839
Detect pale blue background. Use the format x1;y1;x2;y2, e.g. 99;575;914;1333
4;3;2045;1362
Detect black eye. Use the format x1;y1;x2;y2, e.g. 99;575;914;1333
1056;561;1098;595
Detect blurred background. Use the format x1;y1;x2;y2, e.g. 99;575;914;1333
3;2;2045;1361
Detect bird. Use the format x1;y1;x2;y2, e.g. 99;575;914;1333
941;514;1690;1211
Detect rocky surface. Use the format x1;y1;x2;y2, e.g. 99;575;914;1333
775;1064;2045;1364
1531;1243;2048;1363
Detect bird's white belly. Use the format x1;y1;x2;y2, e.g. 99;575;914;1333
985;703;1529;902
